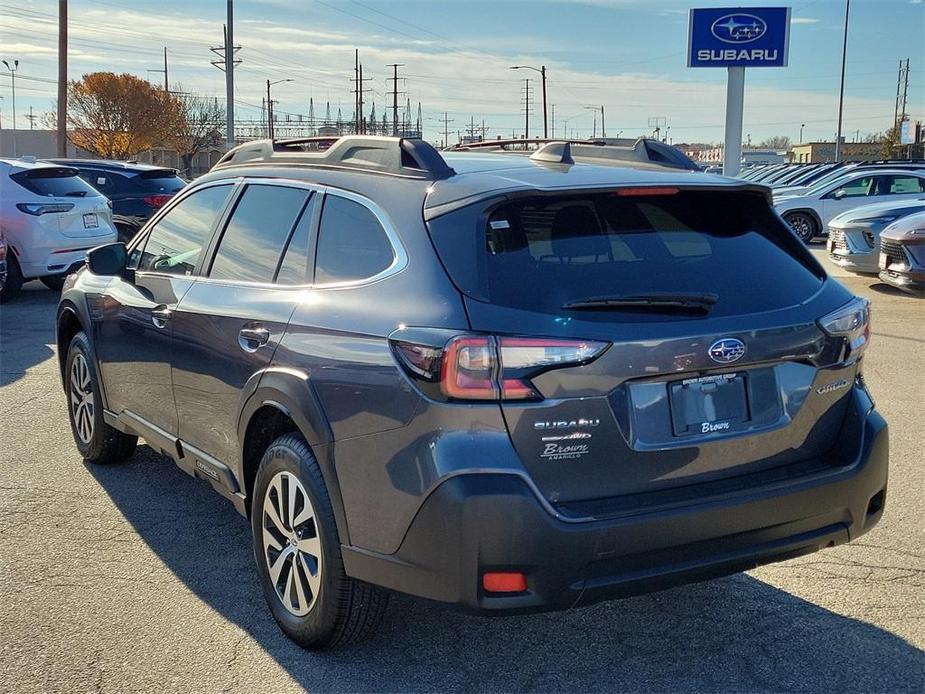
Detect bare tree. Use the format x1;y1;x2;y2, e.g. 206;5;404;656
758;135;791;150
47;72;175;159
169;86;226;176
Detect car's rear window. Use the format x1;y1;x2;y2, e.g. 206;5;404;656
427;189;824;319
135;172;186;194
11;168;100;198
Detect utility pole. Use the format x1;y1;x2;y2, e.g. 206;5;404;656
894;59;910;132
1;59;17;156
355;49;359;134
164;47;168;92
225;1;234;148
57;0;67;157
26;106;36;129
210;2;240;150
442;111;453;148
835;0;850;162
387;63;404;136
521;78;532;139
551;104;555;139
540;65;547;138
266;80;273;139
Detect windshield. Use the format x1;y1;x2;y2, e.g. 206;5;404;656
427;189;823;321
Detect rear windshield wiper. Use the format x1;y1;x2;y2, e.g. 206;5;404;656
562;292;718;313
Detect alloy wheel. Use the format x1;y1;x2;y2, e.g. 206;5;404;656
69;353;95;444
262;471;323;616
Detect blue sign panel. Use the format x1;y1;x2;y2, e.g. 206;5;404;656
688;7;791;68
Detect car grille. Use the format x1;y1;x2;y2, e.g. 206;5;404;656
829;228;849;253
880;238;907;266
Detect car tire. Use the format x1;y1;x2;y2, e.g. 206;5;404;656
251;433;388;650
0;255;24;303
784;211;818;244
66;331;138;464
41;274;67;292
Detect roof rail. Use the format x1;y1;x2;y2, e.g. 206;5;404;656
214;135;455;180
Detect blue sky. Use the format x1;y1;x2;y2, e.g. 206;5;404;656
0;0;922;145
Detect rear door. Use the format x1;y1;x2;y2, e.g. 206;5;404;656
427;188;852;506
169;181;316;466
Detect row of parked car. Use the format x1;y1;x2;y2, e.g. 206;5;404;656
742;160;925;295
0;157;187;302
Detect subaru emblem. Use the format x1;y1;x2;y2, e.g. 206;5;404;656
711;13;768;44
708;338;746;364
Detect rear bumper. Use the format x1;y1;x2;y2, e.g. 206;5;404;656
343;391;888;613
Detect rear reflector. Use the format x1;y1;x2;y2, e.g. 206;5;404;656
614;187;680;196
482;572;527;593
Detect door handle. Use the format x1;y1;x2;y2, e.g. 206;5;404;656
151;305;172;328
238;327;270;352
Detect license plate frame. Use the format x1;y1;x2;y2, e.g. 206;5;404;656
669;372;750;437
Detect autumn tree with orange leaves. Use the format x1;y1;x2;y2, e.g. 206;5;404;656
48;72;178;159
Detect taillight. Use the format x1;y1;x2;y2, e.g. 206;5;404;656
143;194;172;208
818;297;870;361
16;202;75;216
392;333;609;402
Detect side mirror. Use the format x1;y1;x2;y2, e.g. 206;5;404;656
86;242;127;277
833;189;847;200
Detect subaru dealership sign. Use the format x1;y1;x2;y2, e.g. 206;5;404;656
688;7;791;67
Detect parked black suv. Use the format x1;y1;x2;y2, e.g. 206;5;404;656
46;159;187;243
57;136;888;649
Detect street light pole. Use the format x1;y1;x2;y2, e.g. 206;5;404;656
2;59;18;157
509;65;548;138
584;105;605;139
800;123;805;143
266;78;293;140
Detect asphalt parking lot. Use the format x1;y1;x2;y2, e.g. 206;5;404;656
1;249;923;693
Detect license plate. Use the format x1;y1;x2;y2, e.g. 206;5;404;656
827;239;834;252
879;252;888;269
669;373;749;436
82;213;99;229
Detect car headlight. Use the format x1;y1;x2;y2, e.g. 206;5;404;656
818;297;870;361
853;215;899;226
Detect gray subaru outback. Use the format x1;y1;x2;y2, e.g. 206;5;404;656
56;136;888;649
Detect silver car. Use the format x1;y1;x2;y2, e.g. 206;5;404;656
879;210;925;295
828;197;925;274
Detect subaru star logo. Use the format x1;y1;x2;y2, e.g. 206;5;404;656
708;338;746;364
711;13;767;44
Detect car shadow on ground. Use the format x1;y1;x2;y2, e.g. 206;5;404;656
89;444;925;693
0;284;58;386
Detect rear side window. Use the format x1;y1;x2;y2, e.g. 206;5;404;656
11;169;99;198
209;185;310;283
135;184;232;275
428;190;824;319
887;175;925;194
314;195;395;284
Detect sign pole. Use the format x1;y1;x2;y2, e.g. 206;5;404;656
723;66;745;177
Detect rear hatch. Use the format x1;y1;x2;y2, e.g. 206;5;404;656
12;167;114;238
426;186;861;508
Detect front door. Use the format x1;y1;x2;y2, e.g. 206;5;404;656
94;183;235;436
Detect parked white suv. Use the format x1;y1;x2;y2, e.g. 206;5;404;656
774;168;925;244
0;158;116;301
